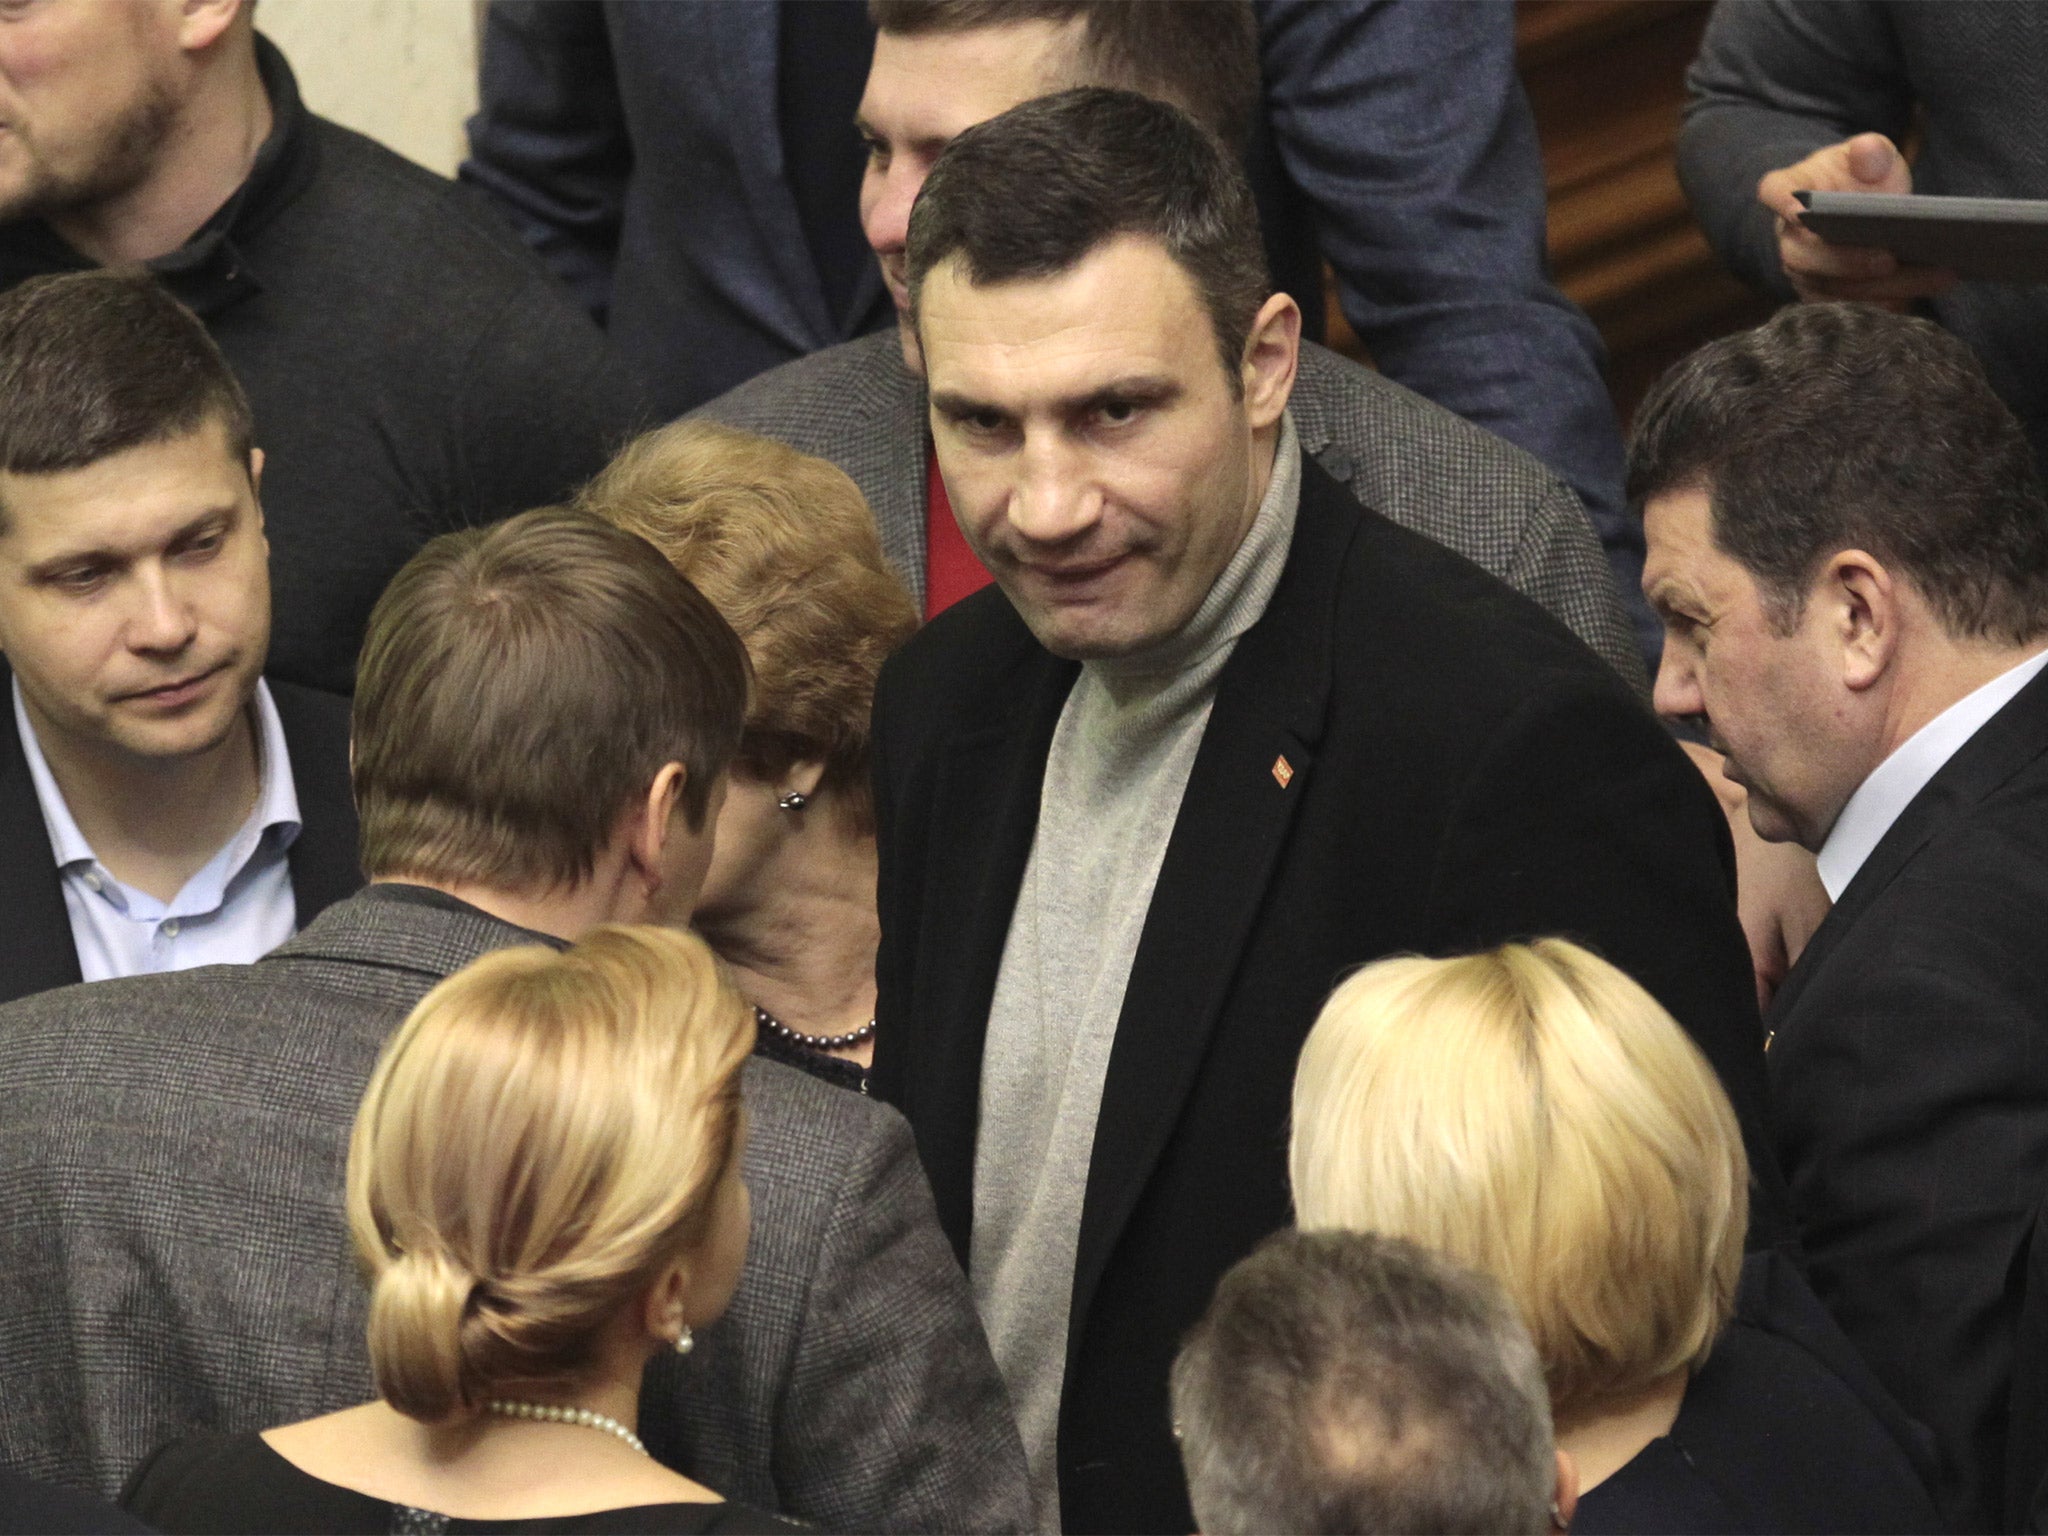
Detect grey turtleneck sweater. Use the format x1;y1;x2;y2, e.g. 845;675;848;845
969;418;1302;1531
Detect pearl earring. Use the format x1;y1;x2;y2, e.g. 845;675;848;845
674;1324;694;1356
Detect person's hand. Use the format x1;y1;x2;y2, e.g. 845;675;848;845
1757;132;1959;309
1682;742;1832;1011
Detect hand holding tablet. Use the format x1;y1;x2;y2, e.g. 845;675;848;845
1755;132;1960;307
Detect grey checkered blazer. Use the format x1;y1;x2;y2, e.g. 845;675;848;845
0;886;1031;1532
696;332;1646;687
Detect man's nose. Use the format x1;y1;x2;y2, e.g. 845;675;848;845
1652;645;1703;722
862;159;920;258
1007;440;1101;546
126;568;199;655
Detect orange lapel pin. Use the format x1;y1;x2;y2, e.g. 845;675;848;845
1271;755;1294;788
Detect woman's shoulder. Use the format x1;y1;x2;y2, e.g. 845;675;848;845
1576;1314;1943;1535
121;1429;387;1533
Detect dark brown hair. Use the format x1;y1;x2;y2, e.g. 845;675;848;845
575;421;917;833
905;87;1270;385
352;508;751;892
869;0;1259;150
1628;302;2048;643
0;269;253;527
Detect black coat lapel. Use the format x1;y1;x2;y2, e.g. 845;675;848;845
0;668;82;1005
1069;459;1351;1342
269;680;363;926
1771;659;2048;1028
914;652;1078;1256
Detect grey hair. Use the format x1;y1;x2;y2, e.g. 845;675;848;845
1171;1230;1556;1536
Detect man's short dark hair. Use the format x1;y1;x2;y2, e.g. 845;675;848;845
905;87;1270;387
0;270;254;531
352;508;751;893
1171;1230;1556;1536
1628;302;2048;643
869;0;1259;150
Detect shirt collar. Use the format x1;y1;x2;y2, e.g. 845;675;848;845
13;676;303;874
1816;646;2048;900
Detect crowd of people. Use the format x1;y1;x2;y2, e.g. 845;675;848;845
0;1;2045;1533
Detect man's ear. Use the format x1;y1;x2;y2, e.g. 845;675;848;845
1240;291;1301;433
1552;1448;1579;1531
1825;548;1898;692
177;0;246;53
628;762;689;894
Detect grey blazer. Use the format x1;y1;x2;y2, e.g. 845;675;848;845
0;886;1031;1532
696;331;1645;687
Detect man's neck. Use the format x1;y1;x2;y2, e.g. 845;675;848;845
1874;634;2048;765
373;875;612;946
30;698;260;904
50;38;272;266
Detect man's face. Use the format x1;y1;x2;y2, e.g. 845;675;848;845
856;19;1083;331
1642;487;1857;847
921;234;1268;660
0;416;270;768
0;0;182;225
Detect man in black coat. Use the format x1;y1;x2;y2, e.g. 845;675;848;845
1631;302;2048;1534
0;272;357;1007
0;2;645;695
868;90;1782;1535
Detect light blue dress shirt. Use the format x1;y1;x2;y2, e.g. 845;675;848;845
1816;647;2048;900
14;678;304;982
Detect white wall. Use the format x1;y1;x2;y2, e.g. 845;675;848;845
256;0;481;178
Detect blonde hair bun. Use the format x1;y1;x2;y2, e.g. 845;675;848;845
347;927;752;1421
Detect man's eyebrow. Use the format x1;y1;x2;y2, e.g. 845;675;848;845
929;388;1006;419
23;506;233;581
1643;576;1702;616
1071;377;1180;411
852;113;950;159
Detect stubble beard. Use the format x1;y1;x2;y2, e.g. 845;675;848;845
0;75;178;228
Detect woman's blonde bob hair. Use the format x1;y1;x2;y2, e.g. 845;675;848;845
346;924;753;1422
1289;939;1747;1426
575;420;919;831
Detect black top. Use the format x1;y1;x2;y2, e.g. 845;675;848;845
0;34;645;696
121;1432;803;1535
1573;1254;1944;1534
0;1464;151;1534
751;1020;867;1094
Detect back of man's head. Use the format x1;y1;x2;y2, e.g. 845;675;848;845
1172;1230;1557;1536
905;86;1269;383
0;269;253;529
869;0;1259;149
351;508;751;895
1627;301;2048;645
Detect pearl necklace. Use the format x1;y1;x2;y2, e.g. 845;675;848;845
754;1003;876;1052
485;1399;647;1456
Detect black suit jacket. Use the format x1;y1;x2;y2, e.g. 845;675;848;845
1768;660;2048;1535
870;454;1784;1535
0;668;362;1006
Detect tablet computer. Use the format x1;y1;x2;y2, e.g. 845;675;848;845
1795;190;2048;283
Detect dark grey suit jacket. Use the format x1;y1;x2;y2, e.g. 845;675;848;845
0;886;1030;1532
1767;661;2048;1534
696;331;1645;687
